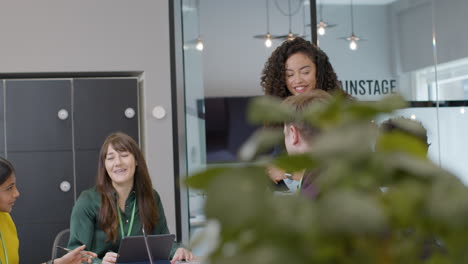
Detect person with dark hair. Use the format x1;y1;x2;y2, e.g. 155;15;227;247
262;37;348;186
281;90;332;199
68;132;194;264
261;37;342;98
0;157;97;264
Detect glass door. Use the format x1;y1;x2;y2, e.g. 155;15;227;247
178;0;313;253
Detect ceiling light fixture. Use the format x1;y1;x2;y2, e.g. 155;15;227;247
276;0;303;41
339;0;364;51
316;0;337;36
254;0;281;48
195;0;204;51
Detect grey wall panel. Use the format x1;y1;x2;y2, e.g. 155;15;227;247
5;77;140;264
0;81;4;156
9;151;74;223
74;78;139;150
75;150;99;197
9;151;73;263
5;80;72;151
16;222;69;264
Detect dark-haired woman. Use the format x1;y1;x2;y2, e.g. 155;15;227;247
261;36;343;98
68;132;193;264
261;37;348;185
0;157;96;264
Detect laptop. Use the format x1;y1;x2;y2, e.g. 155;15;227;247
116;234;175;264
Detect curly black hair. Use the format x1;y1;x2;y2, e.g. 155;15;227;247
261;37;342;99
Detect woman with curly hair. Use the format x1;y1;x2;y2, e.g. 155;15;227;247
261;37;345;187
261;37;342;98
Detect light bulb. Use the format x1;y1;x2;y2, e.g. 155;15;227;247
349;39;358;50
287;33;295;41
461;107;465;114
317;26;325;36
265;37;272;48
410;114;416;120
196;38;204;51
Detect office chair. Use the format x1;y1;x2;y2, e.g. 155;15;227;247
51;228;70;259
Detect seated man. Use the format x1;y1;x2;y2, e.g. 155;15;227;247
281;90;332;199
379;116;430;155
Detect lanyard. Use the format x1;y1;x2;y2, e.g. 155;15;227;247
117;199;136;238
297;170;307;193
297;176;303;192
0;230;8;264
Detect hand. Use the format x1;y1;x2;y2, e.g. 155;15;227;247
54;245;97;264
102;251;119;264
171;247;195;264
267;166;287;184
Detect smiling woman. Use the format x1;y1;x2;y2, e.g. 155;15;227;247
285;52;317;95
0;158;20;264
261;37;343;98
0;157;96;264
67;132;195;264
261;37;348;186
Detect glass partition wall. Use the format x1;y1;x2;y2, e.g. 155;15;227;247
177;0;313;250
174;0;468;253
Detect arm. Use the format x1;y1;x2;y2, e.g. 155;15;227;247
67;191;100;262
266;166;287;184
46;245;97;264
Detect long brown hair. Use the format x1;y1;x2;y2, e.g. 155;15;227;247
96;132;158;242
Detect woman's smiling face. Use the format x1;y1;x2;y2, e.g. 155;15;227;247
285;52;317;95
0;174;20;213
105;144;137;187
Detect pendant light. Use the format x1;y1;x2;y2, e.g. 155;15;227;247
277;0;302;41
316;0;337;36
254;0;280;47
195;0;204;51
301;1;308;38
339;0;364;51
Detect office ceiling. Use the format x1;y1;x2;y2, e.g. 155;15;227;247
322;0;398;4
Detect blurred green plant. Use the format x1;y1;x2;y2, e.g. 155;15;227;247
186;93;468;264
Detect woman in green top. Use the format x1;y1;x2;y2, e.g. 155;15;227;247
0;157;96;264
68;132;194;264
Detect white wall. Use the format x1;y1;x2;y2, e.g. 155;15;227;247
0;0;178;234
388;107;468;186
433;0;468;67
390;0;434;73
199;0;312;97
199;0;397;101
319;4;396;100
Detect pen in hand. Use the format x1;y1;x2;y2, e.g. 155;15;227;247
56;245;96;259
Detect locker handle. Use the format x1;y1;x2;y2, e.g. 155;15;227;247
60;181;71;192
57;109;69;120
125;107;136;119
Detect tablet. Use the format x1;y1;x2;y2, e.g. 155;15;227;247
116;234;175;263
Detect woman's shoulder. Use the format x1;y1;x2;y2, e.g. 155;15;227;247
0;212;13;223
78;186;99;199
152;188;161;201
0;212;17;232
75;186;101;209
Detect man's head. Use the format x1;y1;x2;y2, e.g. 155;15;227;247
379;117;429;156
282;90;332;154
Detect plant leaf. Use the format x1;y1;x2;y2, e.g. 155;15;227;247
247;96;294;125
238;128;284;161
